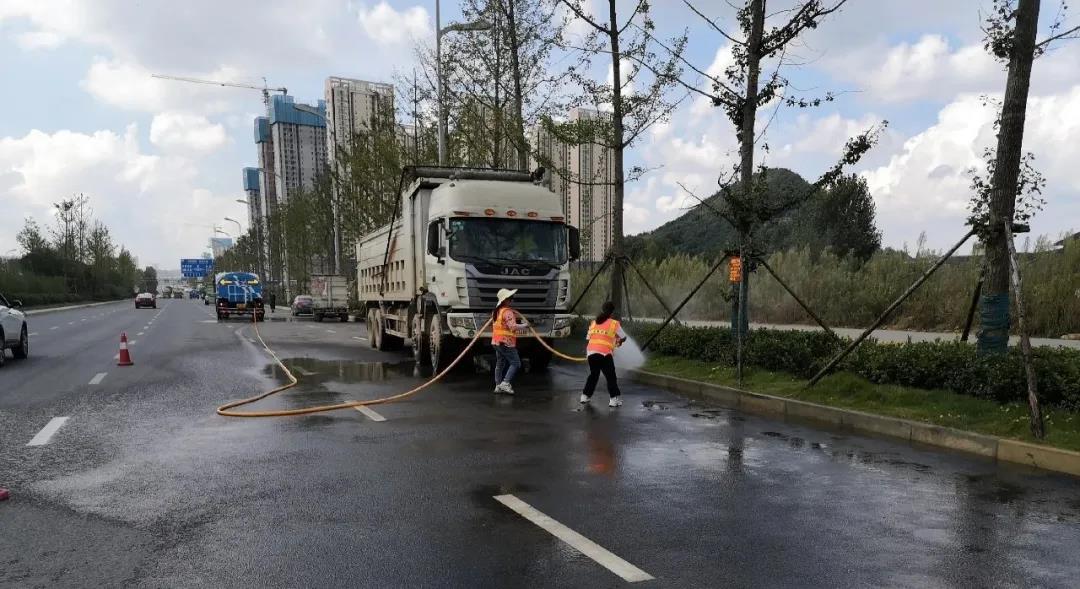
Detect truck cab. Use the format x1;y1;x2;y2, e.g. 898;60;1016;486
358;167;580;372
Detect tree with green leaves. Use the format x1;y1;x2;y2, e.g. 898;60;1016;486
554;0;688;313
973;0;1080;355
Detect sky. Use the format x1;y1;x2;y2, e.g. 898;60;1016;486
2;0;1079;270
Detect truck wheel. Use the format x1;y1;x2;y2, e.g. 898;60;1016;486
314;313;323;322
340;314;349;322
366;309;378;349
374;309;402;351
13;325;28;359
413;312;431;368
528;346;553;372
428;311;461;373
0;329;6;368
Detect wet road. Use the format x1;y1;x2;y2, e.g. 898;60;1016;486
2;300;1079;587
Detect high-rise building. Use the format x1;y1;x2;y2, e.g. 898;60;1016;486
211;237;234;258
269;94;328;205
242;167;261;228
532;109;616;262
325;77;394;167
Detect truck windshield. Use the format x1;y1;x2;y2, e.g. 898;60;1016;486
449;218;567;265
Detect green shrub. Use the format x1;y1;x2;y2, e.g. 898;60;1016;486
627;322;1080;409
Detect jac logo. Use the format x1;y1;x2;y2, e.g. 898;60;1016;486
500;267;531;276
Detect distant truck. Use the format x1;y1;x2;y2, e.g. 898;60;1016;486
214;271;265;321
357;167;580;372
309;274;350;322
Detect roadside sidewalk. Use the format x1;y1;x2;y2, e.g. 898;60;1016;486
24;300;125;316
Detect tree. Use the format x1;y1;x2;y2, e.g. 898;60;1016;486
142;266;158;295
809;175;881;263
555;0;688;313
975;0;1080;354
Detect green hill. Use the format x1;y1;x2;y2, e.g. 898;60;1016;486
626;168;815;259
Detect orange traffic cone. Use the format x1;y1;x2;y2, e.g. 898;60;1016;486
117;332;134;366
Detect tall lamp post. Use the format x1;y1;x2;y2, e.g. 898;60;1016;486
436;1;492;165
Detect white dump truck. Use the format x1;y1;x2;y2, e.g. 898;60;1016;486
357;167;581;371
308;274;349;322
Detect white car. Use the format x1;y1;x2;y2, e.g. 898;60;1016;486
0;293;29;367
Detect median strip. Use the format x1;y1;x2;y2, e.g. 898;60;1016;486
27;417;70;446
494;494;654;583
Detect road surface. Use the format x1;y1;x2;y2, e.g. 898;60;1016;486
2;299;1079;587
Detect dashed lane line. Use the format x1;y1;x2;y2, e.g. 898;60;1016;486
326;329;337;334
50;327;58;330
493;494;654;583
29;332;38;336
88;372;107;385
27;417;71;447
352;336;364;341
354;406;386;422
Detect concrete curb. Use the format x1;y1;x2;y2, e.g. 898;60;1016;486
24;300;124;316
629;369;1080;479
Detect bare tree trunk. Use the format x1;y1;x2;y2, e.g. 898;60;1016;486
505;0;529;171
607;0;626;315
978;0;1041;355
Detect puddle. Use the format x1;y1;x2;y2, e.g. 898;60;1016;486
268;358;419;383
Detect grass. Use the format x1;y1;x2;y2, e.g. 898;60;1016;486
644;354;1080;453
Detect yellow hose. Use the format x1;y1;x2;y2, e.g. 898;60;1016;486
216;314;494;417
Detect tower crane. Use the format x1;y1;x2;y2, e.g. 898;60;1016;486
151;74;287;113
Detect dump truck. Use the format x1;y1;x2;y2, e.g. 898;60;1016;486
214;271;265;321
309;274;349;322
357;167;580;372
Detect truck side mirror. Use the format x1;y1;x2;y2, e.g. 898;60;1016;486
427;222;443;258
568;226;581;261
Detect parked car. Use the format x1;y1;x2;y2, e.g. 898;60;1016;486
291;295;314;316
0;293;29;367
135;292;156;309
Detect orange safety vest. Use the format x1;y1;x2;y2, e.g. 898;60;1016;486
586;319;621;355
491;307;518;347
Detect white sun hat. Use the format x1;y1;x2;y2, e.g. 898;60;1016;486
496;288;518;305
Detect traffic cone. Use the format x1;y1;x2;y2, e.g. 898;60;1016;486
117;332;134;366
0;487;10;501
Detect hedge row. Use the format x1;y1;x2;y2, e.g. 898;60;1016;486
627;322;1080;410
8;289;129;308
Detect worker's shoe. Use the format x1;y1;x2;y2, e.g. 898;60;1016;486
498;382;515;395
608;397;623;407
579;394;590;404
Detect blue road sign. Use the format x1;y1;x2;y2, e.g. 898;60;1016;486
181;258;214;278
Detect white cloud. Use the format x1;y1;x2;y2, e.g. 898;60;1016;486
0;126;242;267
14;30;65;50
150;112;228;153
357;1;431;46
862;87;1080;249
82;58;245;114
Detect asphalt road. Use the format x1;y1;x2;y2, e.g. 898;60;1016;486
2;299;1079;588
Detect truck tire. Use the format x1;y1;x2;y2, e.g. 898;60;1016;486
314;313;323;322
527;346;552;372
0;329;5;368
340;314;349;322
374;309;403;351
413;312;431;368
13;325;28;360
427;310;461;373
366;308;378;349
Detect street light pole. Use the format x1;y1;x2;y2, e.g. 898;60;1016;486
435;3;492;166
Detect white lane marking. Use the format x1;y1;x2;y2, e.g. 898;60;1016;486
80;318;87;322
29;332;38;336
128;340;137;345
493;494;654;583
67;321;74;325
306;325;316;329
137;332;145;336
354;405;386;422
352;336;364;341
50;326;58;330
292;367;316;376
88;372;107;385
326;329;337;334
27;417;71;446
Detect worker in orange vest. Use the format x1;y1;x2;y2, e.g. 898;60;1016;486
492;288;527;395
581;301;628;407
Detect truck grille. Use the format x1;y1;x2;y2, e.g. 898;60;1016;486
465;268;557;309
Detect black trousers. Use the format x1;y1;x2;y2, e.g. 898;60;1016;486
583;353;621;398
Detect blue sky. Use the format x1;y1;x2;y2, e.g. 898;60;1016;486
2;0;1079;268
